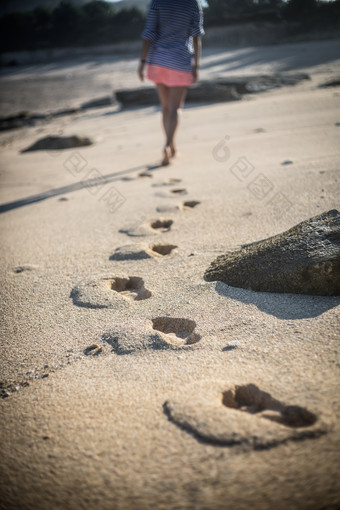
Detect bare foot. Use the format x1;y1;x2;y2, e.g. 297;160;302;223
161;146;172;166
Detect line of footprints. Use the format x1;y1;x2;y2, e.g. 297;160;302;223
71;174;203;351
10;172;329;443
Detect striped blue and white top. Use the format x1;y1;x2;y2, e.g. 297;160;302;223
142;0;205;73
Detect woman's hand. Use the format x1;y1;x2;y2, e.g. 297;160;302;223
138;61;145;82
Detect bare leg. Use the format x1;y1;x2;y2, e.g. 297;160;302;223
156;83;171;165
156;84;187;164
166;86;187;157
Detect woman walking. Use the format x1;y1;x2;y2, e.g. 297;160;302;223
138;0;205;166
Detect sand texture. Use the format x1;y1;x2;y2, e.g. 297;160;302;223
0;39;340;510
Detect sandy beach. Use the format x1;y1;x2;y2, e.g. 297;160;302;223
0;37;340;509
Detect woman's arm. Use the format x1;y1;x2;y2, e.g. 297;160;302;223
138;38;152;82
192;35;202;83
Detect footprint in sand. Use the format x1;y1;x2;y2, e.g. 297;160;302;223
150;219;173;232
119;218;173;237
138;171;153;178
164;380;334;448
110;244;151;261
170;188;188;195
149;243;177;256
110;243;177;261
110;277;152;301
152;178;182;188
151;317;201;348
118;223;154;237
102;316;203;354
70;275;151;308
181;200;201;210
156;205;180;213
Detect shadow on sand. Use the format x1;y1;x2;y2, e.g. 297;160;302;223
215;281;339;320
0;162;162;214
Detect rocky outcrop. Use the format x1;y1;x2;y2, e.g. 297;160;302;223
0;95;116;132
115;73;309;108
204;209;340;296
319;78;340;88
115;82;241;107
0;74;309;131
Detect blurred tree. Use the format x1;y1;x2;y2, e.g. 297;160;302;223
1;0;338;52
51;0;81;44
0;10;35;50
281;0;318;20
81;0;113;20
33;6;53;47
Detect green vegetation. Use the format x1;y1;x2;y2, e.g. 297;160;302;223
0;0;339;52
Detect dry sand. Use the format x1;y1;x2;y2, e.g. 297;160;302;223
0;38;340;510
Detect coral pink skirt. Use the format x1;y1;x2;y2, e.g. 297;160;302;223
147;64;194;87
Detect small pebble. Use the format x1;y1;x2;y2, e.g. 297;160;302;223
228;340;240;347
85;344;99;352
281;160;293;165
223;341;240;352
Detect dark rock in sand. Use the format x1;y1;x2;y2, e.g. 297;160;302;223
115;73;310;108
21;135;94;152
319;78;340;88
80;96;116;110
0;111;36;131
220;72;310;94
115;82;240;107
187;82;240;103
115;88;159;107
204;209;340;296
110;244;151;261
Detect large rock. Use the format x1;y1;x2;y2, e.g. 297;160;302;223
21;135;94;152
115;82;240;107
204;209;340;296
218;73;310;94
114;73;310;108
